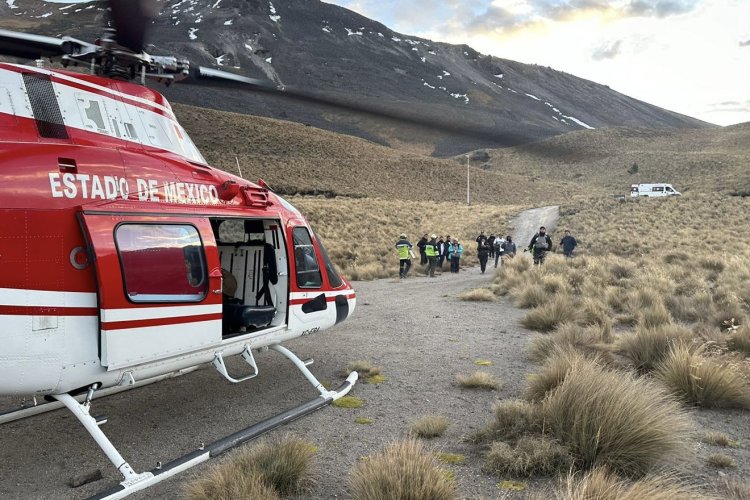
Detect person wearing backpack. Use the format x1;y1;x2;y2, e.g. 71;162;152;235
528;226;552;265
493;235;506;268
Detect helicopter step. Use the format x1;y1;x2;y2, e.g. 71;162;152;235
55;344;358;500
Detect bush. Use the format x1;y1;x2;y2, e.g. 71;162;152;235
512;283;550;308
528;323;608;363
184;435;316;499
707;453;736;468
483;436;572;478
655;344;750;409
522;295;579;332
542;362;691;475
525;347;602;402
557;467;702;500
615;324;694;372
410;415;450;438
727;325;750;354
456;371;502;390
349;440;457;500
460;288;495;301
473;399;542;443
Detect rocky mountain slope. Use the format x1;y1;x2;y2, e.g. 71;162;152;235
2;0;713;156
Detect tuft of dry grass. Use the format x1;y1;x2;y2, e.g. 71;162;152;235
707;453;736;468
655;344;750;409
541;362;691;475
556;467;704;500
525;347;602;402
344;360;382;378
348;440;458;500
410;415;450;438
512;283;552;309
460;288;495;301
701;431;738;447
456;371;502;390
615;324;695;372
721;476;750;500
184;435;316;499
727;325;750;355
472;399;542;444
521;295;579;332
528;323;610;363
483;436;572;478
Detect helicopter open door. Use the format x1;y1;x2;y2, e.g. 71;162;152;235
80;213;222;370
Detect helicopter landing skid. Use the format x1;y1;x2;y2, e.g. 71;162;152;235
54;345;359;500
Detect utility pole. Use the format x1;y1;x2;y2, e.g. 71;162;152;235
466;154;470;205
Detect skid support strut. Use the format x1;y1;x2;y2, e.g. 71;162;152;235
59;345;357;500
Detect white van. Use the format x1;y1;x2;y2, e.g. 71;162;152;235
630;183;681;198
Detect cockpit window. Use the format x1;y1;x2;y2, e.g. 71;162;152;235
314;231;343;288
293;227;322;288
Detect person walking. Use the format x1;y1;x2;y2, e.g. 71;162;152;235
436;235;446;269
559;230;578;258
493;235;506;268
395;233;413;278
487;233;496;259
503;235;516;258
528;226;552;265
451;238;463;273
475;231;487;249
425;234;439;277
477;237;490;273
417;233;428;265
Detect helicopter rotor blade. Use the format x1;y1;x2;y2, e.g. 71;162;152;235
0;29;70;60
108;0;163;53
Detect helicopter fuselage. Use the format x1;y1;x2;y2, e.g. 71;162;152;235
0;62;356;398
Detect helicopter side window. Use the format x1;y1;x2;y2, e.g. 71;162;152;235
313;230;343;288
293;227;322;289
115;224;207;303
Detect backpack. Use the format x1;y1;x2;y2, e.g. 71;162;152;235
534;234;549;250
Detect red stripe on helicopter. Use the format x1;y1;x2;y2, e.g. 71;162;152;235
0;305;98;316
102;312;223;331
288;293;356;306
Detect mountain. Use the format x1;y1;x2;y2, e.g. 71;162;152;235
1;0;714;156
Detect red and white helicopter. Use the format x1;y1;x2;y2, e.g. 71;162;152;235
0;1;358;497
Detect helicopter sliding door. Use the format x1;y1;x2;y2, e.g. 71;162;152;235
80;213;222;370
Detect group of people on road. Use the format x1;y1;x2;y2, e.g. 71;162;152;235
396;227;577;278
474;231;517;273
396;233;468;278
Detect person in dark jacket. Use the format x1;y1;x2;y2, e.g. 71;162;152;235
528;226;552;265
395;234;413;278
436;235;446;269
417;233;428;265
475;231;487;249
487;234;496;259
559;230;577;258
503;236;516;258
477;238;490;273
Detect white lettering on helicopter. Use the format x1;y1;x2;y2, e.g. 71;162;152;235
49;173;220;205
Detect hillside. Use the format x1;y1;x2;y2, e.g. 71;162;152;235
1;0;713;156
472;123;750;196
174;103;591;205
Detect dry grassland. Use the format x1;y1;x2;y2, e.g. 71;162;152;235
174;103;577;205
292;196;522;279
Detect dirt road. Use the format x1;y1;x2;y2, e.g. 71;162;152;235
511;205;559;248
0;262;539;499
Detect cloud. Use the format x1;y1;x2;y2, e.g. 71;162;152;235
740;39;750;47
593;39;623;60
627;0;700;18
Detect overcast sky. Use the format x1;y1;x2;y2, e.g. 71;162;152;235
323;0;750;126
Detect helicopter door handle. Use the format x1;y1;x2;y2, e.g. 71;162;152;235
212;289;222;295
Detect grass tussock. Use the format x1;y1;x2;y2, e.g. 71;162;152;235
707;453;736;468
655;344;750;409
615;324;695;372
525;347;602;402
727;325;750;355
701;431;739;447
344;360;382;378
348;440;457;500
528;323;610;363
184;435;316;500
542;362;691;475
557;467;703;500
521;295;579;332
436;453;466;464
460;288;495;301
410;415;450;438
721;477;750;500
483;435;572;478
472;399;542;444
456;371;502;390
